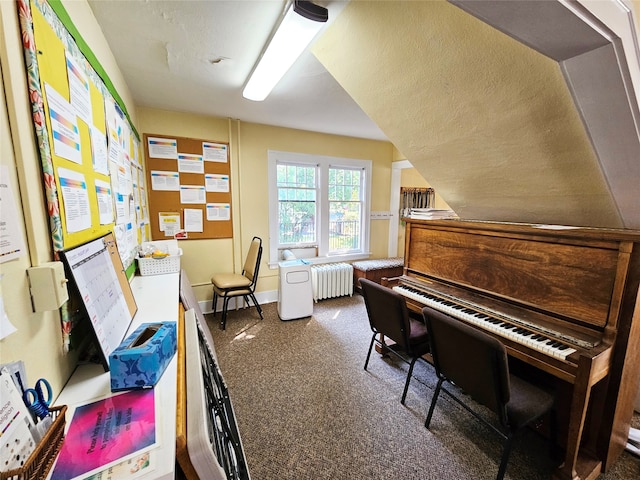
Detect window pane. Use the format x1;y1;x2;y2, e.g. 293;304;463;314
277;164;315;188
277;164;317;244
329;167;362;251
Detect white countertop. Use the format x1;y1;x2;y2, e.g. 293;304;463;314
51;273;179;480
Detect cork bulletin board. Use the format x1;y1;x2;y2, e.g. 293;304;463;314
144;133;233;240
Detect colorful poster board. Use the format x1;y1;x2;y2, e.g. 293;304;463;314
50;389;156;480
25;0;150;262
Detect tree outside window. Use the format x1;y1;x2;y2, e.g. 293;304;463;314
329;167;362;252
277;164;316;245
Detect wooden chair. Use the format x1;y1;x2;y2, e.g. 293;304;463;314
422;306;556;480
360;278;430;404
211;236;263;330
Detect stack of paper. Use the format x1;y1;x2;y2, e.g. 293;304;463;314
408;208;458;219
0;368;37;472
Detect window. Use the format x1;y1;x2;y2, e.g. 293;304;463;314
328;167;362;252
268;151;371;266
277;163;317;246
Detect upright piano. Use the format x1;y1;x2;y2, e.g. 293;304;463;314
388;218;640;480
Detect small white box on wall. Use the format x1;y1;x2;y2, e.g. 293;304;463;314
27;261;69;312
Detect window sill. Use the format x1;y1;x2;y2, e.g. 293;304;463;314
268;252;371;270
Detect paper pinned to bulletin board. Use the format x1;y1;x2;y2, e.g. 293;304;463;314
144;134;232;240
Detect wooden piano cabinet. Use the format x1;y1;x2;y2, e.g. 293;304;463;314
595;284;640;470
553;354;608;480
400;219;640;480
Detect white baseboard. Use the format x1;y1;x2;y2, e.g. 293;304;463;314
198;289;278;315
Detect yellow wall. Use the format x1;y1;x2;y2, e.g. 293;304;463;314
315;0;633;228
0;0;396;398
0;0;138;397
138;108;395;303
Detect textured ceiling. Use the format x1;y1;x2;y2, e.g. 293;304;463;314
314;0;640;229
87;0;387;141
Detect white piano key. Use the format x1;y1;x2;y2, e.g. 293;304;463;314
393;285;577;361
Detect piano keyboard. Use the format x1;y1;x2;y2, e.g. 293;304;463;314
393;284;577;361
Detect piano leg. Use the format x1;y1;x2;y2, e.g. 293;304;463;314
553;355;605;480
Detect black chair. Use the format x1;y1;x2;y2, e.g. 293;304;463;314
360;278;430;404
211;236;264;330
422;306;556;480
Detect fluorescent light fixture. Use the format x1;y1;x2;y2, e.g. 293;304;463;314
243;1;328;102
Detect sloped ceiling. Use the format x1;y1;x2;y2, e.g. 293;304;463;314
313;0;640;229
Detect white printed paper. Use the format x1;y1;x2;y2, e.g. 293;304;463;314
0;297;17;340
107;127;122;166
179;185;206;204
205;173;229;192
0;166;26;263
62;237;132;357
115;192;127;225
178;153;204;174
45;83;82;164
206;203;231;221
0;369;37;468
148;137;177;159
184;208;203;232
58;167;91;232
114;163;129;195
159;212;180;236
125;222;136;264
150;170;180;191
90;126;109;175
95;179;114;225
66;52;93;125
202;142;227;162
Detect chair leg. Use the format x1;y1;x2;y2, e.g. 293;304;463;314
248;292;263;319
425;377;444;428
212;291;218;317
364;333;376;370
401;357;418;405
496;433;516;480
221;296;230;330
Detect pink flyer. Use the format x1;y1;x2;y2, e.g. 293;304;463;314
50;389;156;480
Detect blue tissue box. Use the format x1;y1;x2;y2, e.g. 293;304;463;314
109;322;177;391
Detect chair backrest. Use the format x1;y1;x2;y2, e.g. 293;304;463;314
242;236;262;286
360;278;412;350
422;306;510;422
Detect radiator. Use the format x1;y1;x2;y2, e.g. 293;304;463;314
310;263;354;302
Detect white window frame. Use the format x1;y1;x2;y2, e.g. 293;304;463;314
268;150;372;268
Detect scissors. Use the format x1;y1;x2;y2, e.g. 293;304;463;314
22;378;53;420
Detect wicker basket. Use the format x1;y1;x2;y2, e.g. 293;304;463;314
137;249;182;276
1;405;67;480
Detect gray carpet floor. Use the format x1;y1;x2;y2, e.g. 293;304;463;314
205;295;640;480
